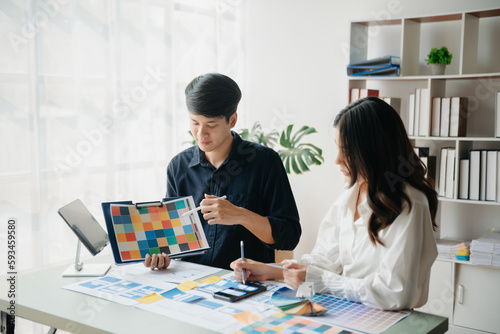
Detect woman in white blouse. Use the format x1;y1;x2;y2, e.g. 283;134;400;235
230;96;438;310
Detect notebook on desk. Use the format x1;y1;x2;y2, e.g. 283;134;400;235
102;196;209;265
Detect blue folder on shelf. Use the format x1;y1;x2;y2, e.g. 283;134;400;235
348;65;400;77
347;55;400;76
348;55;400;67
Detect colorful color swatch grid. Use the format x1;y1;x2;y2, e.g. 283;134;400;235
110;197;208;262
311;293;409;334
268;287;409;334
237;313;354;334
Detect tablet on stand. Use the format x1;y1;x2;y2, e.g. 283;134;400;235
58;199;111;277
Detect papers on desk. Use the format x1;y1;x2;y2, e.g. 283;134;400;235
63;261;411;334
63;268;282;333
111;259;221;283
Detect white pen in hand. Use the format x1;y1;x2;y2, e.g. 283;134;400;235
240;240;246;285
181;195;227;217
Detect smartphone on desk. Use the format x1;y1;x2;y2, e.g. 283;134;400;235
213;283;266;302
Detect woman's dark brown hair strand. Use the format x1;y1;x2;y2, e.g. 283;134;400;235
334;97;438;246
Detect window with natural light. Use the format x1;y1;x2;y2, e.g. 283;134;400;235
0;0;244;281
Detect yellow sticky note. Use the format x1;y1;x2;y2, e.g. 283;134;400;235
177;280;200;292
137;293;165;304
199;276;224;284
233;311;262;324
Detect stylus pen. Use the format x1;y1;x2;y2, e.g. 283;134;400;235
181;195;227;217
265;263;290;270
240;240;246;285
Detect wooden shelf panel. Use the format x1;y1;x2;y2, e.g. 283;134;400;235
468;8;500;18
408;13;462;23
352;19;401;26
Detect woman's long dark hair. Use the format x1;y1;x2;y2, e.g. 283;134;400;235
334;97;438;246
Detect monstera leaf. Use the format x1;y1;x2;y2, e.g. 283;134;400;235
278;125;324;174
185;122;323;174
239;122;279;148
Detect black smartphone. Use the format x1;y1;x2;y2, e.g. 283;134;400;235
213;283;267;302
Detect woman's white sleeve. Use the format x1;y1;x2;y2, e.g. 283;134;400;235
302;200;436;310
299;205;343;278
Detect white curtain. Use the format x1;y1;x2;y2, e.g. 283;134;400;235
0;0;245;275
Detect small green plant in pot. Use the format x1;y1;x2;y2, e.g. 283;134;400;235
426;46;453;75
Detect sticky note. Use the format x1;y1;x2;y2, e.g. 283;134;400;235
199;276;224;284
137;293;165;304
177;280;200;292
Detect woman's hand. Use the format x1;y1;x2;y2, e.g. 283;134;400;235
230;258;284;282
283;262;307;290
144;253;171;270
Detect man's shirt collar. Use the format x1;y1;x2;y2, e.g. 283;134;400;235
188;131;242;168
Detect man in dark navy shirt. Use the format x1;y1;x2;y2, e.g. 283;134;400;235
144;73;301;270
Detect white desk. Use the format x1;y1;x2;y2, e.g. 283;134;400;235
1;256;448;334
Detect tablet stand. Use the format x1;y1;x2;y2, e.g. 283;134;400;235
62;240;110;277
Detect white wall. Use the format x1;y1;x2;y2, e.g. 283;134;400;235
243;0;500;258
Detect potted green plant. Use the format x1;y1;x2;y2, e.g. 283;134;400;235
426;46;453;75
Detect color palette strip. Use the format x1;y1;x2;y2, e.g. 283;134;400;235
236;312;354;334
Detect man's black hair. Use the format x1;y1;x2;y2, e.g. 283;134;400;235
185;73;242;121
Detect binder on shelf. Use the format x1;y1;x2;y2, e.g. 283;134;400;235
348;55;401;67
348;65;400;77
421;156;437;189
486;151;498;201
431;97;441;137
469;150;481;201
382;97;401;114
480;150;487;201
347;65;391;76
414;147;430;157
350;88;360;103
347;65;381;76
497;153;500;202
440;97;451;137
438;148;448;197
408;93;416;136
347;56;400;77
101;196;210;265
445;148;456;199
359;88;379;99
418;88;430;137
414;89;421;136
459;159;470;200
449;97;468;137
349;88;379;103
496;91;500;138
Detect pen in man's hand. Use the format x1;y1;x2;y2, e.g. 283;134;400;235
240;240;246;285
181;195;227;217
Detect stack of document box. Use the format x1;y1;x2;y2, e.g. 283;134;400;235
347;55;400;77
470;231;500;268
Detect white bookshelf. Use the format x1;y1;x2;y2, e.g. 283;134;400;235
349;8;500;334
